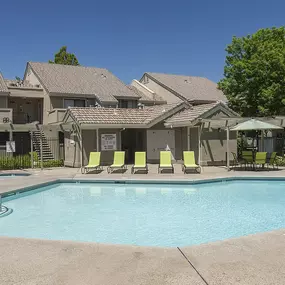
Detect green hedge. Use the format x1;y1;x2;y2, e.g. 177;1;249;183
0;155;31;170
0;154;64;170
276;156;285;166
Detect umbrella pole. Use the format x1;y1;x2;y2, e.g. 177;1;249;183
227;127;230;171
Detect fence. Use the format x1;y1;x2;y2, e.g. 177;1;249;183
0;137;64;170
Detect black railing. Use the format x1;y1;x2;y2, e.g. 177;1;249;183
0;137;64;170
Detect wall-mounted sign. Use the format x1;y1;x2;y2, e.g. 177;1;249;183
101;134;117;151
6;141;16;153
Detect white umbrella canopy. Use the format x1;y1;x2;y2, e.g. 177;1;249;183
230;118;283;131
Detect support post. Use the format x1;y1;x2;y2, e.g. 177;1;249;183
261;131;264;151
96;129;99;152
187;127;191;150
40;129;43;170
30;131;34;169
80;128;83;172
198;125;202;170
226;127;230;171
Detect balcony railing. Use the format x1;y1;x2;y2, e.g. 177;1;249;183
47;109;66;124
12;112;41;124
0;109;13;124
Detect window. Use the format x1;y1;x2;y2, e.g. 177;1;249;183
118;100;137;109
64;99;86;108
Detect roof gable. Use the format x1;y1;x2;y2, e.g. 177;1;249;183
0;73;8;94
165;102;239;127
28;62;140;103
144;72;227;103
62;103;186;128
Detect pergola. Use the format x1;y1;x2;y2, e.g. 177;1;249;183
200;117;285;171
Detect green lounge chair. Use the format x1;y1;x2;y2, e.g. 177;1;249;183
84;152;102;173
182;151;201;173
254;152;267;170
242;151;254;169
107;151;126;173
268;152;277;169
158;151;174;173
131;152;148;174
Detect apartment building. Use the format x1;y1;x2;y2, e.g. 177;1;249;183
0;62;238;166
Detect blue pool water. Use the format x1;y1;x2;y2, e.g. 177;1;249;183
1;180;285;247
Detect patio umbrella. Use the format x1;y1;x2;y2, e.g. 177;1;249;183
226;119;283;171
230;118;283;131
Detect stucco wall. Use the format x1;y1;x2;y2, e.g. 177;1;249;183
0;108;12;123
68;129;122;167
8;97;42;123
0;96;8;108
25;67;41;86
187;127;236;166
64;131;81;168
43;90;51;124
175;127;187;161
142;76;181;104
200;129;236;166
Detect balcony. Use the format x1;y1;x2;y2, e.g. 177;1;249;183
48;109;67;124
0;109;13;124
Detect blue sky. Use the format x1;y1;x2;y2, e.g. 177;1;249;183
0;0;284;84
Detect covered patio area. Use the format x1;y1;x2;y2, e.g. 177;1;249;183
200;116;285;171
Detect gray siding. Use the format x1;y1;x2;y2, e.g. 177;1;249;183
64;131;81;168
0;96;8;108
201;129;236;166
80;129;122;166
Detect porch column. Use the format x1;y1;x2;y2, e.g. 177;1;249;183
226;127;230;171
96;129;100;151
198;125;202;170
80;128;83;171
30;131;34;169
187;127;191;150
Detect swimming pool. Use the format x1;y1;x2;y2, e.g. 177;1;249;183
1;179;285;247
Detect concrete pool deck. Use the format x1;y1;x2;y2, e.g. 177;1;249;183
1;165;285;284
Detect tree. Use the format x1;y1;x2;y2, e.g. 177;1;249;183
49;46;80;66
218;27;285;117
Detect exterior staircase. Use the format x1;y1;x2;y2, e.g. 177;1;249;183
30;130;54;161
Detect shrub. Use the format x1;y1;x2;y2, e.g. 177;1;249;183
276;156;285;166
0;155;64;170
43;159;64;168
0;154;31;170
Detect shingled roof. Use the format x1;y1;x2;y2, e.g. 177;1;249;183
28;62;140;103
144;73;227;103
165;102;238;127
0;73;8;94
65;103;185;127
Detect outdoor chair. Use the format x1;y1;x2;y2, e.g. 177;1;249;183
268;152;278;169
182;151;201;173
131;152;148;174
83;152;102;174
254;152;267;170
241;151;254;169
107;151;126;173
158;151;174;173
231;152;246;170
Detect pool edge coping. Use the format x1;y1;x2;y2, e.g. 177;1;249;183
2;175;285;198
